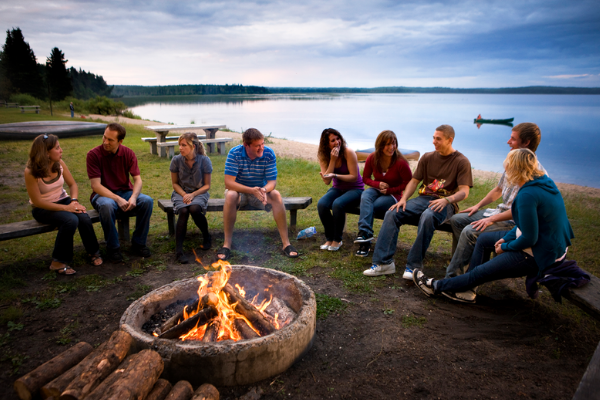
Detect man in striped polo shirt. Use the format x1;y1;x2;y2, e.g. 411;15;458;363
218;128;298;260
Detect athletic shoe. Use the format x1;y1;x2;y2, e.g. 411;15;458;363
107;248;123;263
131;243;151;258
355;243;371;257
441;290;476;304
363;261;395;276
402;267;414;280
354;231;374;243
413;269;436;297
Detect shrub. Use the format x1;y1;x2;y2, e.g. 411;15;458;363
9;93;43;106
122;109;141;119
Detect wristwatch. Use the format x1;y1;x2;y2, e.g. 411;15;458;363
71;198;79;203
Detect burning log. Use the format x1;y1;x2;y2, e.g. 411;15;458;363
42;330;132;399
202;319;221;342
159;306;218;340
222;284;276;336
145;379;172;400
233;319;259;340
265;297;296;329
84;350;163;400
191;383;219;400
13;342;93;400
160;293;218;334
165;380;194;400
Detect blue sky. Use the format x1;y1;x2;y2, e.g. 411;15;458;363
1;0;599;87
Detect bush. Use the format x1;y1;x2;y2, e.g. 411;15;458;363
86;96;126;115
9;93;43;106
122;109;141;119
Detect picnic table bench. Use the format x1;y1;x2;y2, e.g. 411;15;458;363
6;102;19;108
144;124;226;157
141;135;206;155
157;197;312;234
156;137;233;159
0;210;131;242
20;105;40;113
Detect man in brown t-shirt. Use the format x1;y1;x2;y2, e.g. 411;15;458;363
364;125;473;278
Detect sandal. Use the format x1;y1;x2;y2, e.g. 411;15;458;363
217;247;231;261
90;253;103;266
283;245;299;258
54;266;76;275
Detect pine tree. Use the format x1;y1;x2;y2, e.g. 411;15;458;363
0;28;44;98
46;47;72;101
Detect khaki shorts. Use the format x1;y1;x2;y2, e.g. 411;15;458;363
225;190;272;212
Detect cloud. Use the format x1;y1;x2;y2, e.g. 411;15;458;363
545;74;593;79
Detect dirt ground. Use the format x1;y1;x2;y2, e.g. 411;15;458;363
1;228;599;400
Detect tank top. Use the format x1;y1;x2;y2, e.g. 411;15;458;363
333;158;364;191
29;165;68;205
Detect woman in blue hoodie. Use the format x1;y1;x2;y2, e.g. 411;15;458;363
413;148;574;303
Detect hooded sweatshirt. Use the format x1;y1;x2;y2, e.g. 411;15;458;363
500;174;574;276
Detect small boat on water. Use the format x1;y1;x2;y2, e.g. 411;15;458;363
355;148;420;162
473;117;514;124
0;121;107;141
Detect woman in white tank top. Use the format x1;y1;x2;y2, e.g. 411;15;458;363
24;134;102;274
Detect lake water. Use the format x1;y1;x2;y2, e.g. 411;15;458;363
125;93;600;188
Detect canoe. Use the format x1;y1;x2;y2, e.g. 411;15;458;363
355;148;420;162
473;118;514;125
0;121;107;141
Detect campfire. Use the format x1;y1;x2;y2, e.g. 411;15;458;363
153;260;295;342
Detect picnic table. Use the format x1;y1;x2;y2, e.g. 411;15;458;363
20;105;40;114
144;124;227;157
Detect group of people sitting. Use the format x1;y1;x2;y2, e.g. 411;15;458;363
315;122;575;303
26;121;575;305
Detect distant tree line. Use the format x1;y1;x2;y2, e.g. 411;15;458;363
0;27;113;102
112;84;269;97
268;86;600;95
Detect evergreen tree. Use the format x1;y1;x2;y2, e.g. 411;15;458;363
69;67;113;99
46;47;72;101
0;27;44;98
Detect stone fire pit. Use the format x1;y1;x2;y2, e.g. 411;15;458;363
120;265;316;386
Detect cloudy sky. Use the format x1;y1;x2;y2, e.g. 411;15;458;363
1;0;599;88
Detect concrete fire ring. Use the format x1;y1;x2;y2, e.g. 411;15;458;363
120;265;316;386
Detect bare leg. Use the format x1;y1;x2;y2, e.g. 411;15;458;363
220;190;239;259
267;190;297;256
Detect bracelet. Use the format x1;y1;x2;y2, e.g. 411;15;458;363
446;197;451;204
71;198;78;203
334;174;337;178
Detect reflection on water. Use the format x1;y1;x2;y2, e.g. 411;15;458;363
127;93;600;188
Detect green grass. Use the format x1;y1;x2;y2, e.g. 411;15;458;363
401;314;427;328
315;293;347;319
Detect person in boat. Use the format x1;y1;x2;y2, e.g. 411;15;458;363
219;128;298;260
476;114;482;120
170;133;213;264
87;123;154;262
25;134;103;275
445;123;545;279
354;130;412;257
317;128;364;251
364;125;472;278
413;148;573;303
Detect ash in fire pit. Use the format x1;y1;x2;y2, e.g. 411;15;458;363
121;265;316;386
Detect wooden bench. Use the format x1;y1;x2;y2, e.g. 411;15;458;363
0;210;131;242
157;197;312;234
6;102;18;108
141;135;206;156
157;138;233;159
144;124;226;157
20;105;40;113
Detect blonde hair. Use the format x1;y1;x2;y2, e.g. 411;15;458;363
179;132;205;156
504;148;544;186
373;130;407;172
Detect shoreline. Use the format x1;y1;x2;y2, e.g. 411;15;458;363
88;113;600;198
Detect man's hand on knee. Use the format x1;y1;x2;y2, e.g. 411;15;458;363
251;187;267;205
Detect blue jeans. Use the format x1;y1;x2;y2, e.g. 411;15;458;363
372;195;453;268
92;190;153;250
32;197;99;264
435;231;538;293
317;188;363;242
357;188;397;236
445;210;515;278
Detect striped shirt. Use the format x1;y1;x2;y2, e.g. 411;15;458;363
224;145;277;187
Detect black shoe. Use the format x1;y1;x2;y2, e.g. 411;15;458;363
354;231;374;243
355;242;371;257
201;233;212;250
176;251;189;264
107;248;123;263
131;243;151;258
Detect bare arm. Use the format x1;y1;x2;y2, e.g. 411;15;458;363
61;161;79;202
429;184;470;212
90;177;129;210
25;166;81;213
321;148;360;182
460;186;502;216
389;178;421;212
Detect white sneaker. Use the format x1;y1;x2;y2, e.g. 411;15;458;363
363;261;396;276
402;268;414;280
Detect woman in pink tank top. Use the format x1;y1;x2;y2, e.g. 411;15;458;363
24;134;102;275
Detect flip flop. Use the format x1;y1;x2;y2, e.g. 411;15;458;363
283;244;299;258
90;253;103;266
54;266;76;275
217;247;231;261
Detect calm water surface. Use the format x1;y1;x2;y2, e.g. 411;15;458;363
126;94;600;188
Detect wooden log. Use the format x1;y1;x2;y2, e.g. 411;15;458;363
165;380;194;400
146;379;172;400
69;355;137;400
202;319;221;342
161;293;218;333
233;319;259;340
222;284;275;336
84;350;163;400
159;306;217;340
43;330;131;400
14;342;93;400
191;383;219;400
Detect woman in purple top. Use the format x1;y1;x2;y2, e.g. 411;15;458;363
317;128;364;251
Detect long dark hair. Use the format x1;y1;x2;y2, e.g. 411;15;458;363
373;130;407;172
27;134;60;179
317;128;347;164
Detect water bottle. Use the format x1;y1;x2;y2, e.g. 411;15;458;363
296;226;317;240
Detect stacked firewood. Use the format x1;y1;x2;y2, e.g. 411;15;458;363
13;330;219;400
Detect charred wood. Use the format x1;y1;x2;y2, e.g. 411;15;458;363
159;306;217;340
222;284;275;336
202;319;221;342
233;319;259;340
